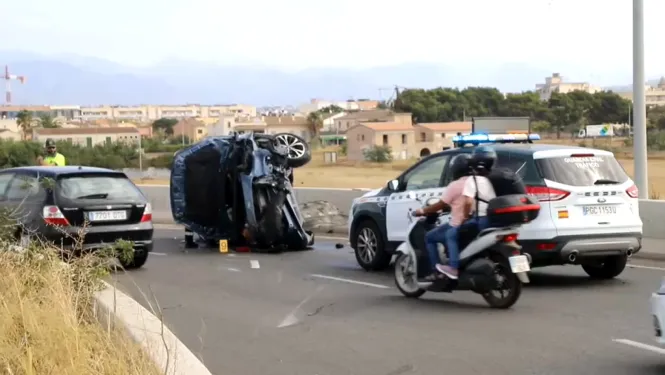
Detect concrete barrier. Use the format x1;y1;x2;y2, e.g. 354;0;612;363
639;199;665;239
94;281;213;375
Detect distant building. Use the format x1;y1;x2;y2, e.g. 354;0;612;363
618;77;665;107
33;127;140;147
535;73;601;101
298;99;379;115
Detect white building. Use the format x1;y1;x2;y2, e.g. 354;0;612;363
535;73;601;101
298;99;360;115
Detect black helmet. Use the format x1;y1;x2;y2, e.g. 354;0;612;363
470;145;497;172
45;138;56;147
449;153;472;180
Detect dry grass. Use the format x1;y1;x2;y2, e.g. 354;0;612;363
0;244;161;375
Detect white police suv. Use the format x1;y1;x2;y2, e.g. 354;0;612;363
348;133;643;279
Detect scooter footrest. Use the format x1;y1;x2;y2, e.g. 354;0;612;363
427;279;455;293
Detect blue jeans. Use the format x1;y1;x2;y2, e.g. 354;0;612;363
447;216;491;269
425;223;450;273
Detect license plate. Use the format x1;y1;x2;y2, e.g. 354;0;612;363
87;210;127;222
509;255;530;273
582;205;617;216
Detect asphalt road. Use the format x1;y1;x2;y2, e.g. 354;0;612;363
112;229;665;375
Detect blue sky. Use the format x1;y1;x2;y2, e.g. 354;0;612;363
1;0;664;78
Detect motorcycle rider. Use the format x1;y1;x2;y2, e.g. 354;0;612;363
435;146;498;279
413;153;472;281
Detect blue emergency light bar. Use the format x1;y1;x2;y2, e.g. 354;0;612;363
452;132;541;146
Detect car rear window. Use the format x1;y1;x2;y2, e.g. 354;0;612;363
56;175;145;201
495;153;544;186
534;155;630;187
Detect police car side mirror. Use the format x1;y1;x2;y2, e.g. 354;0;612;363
388;179;399;191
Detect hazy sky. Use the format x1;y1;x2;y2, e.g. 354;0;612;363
1;0;664;76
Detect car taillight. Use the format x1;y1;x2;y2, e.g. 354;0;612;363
626;184;639;198
43;205;70;226
499;233;519;242
140;203;152;222
526;185;570;202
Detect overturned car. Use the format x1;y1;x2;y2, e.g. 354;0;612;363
170;132;315;251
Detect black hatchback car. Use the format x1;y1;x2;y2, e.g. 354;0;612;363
0;166;154;269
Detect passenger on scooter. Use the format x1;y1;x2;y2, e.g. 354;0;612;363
413;153;472;281
434;146;498;279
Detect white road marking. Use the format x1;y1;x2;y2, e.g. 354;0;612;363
627;264;665;271
250;260;260;269
316;235;349;241
612;338;665;355
154;223;184;230
310;274;389;289
151;252;167;256
226;267;241;272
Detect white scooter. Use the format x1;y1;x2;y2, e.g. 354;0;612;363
393;192;536;309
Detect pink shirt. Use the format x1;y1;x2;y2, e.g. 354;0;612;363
441;176;469;227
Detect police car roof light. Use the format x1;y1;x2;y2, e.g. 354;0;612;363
451;132;541;145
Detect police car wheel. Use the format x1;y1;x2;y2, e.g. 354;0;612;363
353;220;391;271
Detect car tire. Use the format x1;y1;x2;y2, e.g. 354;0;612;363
353;220;391;271
274;133;312;168
120;250;149;270
254;187;285;249
581;254;628;279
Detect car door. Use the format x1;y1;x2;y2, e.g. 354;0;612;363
385;153;452;242
0;171;17;214
3;172;47;231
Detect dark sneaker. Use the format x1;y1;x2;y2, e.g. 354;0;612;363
435;264;459;279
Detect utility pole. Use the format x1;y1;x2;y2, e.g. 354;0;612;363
633;0;648;199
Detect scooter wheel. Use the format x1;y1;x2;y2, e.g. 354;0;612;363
481;258;522;309
394;253;426;298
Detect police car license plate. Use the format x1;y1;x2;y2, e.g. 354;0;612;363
509;255;530;273
88;210;127;222
583;205;617;216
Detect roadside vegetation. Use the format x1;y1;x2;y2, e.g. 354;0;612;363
0;209;160;374
0;139;174;170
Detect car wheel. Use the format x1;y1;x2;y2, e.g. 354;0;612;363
120;250;149;270
353;220;391;271
275;133;312;168
581;254;628;279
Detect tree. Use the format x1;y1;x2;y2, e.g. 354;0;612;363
15;110;36;140
317;105;344;114
36;114;61;128
306;112;324;142
392;86;632;136
151;118;178;136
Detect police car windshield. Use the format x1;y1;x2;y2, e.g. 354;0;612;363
535;155;629;187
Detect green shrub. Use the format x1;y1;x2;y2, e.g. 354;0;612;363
363;145;393;163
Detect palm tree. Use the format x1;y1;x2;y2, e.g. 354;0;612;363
36;114;61;128
16;110;35;140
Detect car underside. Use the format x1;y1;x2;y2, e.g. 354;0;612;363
170;132;314;251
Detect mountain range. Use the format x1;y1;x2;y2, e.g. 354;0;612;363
0;50;659;107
